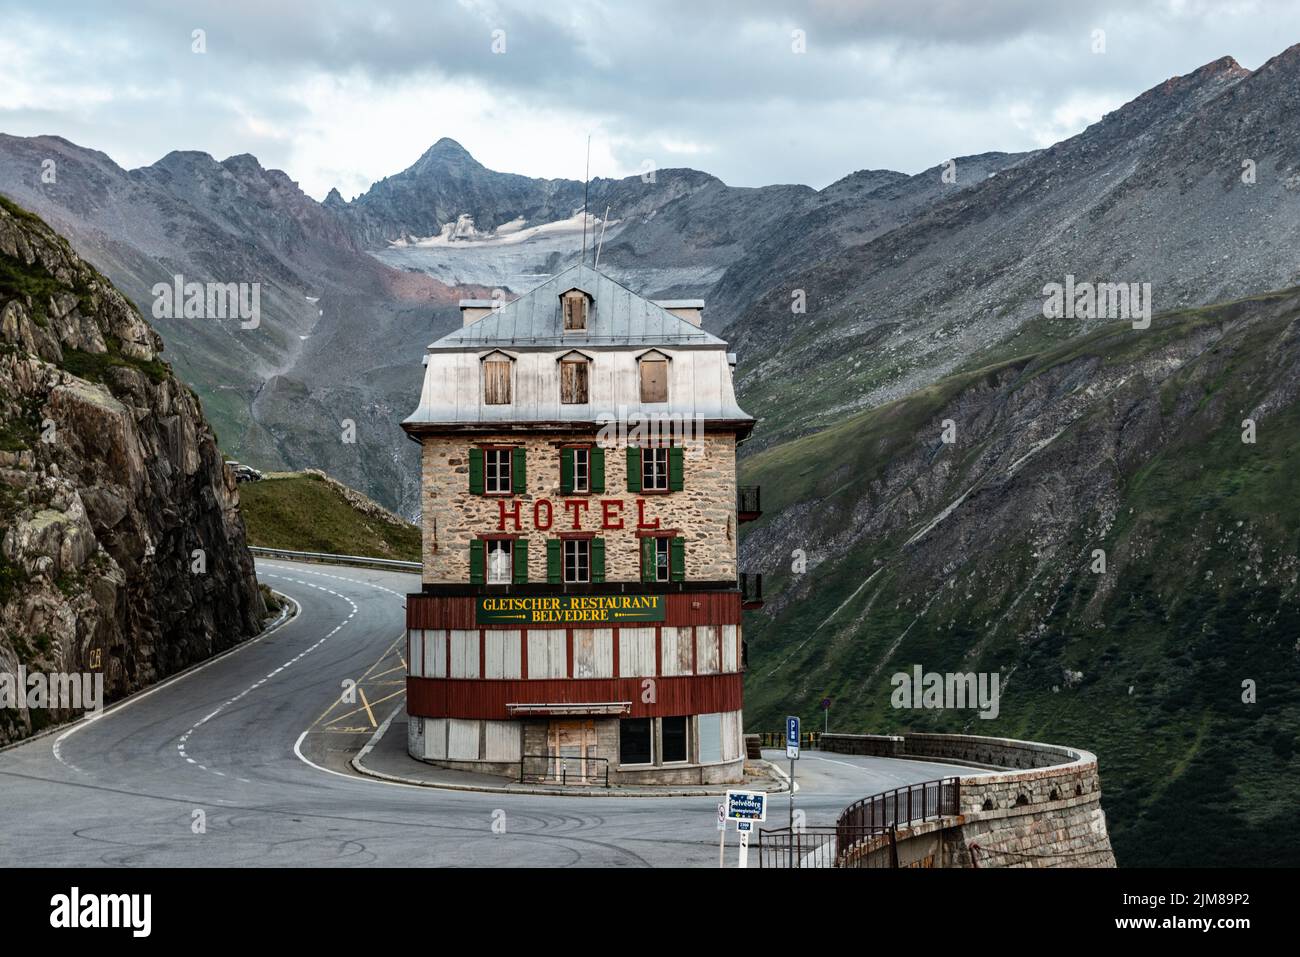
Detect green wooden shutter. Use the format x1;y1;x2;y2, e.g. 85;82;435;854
641;538;656;582
469;540;485;584
512;446;527;494
626;446;642;492
560;447;574;494
669;536;685;582
591;538;605;584
590;446;605;493
513;539;528;584
668;446;684;491
468;447;484;495
546;539;562;584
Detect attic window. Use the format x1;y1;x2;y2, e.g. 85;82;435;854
638;351;669;404
562;290;589;331
482;351;513;405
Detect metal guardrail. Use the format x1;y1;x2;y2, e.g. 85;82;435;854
836;777;960;859
758;777;959;868
518;753;610;787
249;545;421;571
757;826;900;869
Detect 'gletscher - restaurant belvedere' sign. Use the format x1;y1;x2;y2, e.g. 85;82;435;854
477;595;666;625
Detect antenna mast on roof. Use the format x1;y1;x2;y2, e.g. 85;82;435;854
581;134;591;265
594;204;611;268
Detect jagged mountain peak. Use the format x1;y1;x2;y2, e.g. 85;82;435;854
409;137;484;175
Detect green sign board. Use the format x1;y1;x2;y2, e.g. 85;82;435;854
477;594;666;625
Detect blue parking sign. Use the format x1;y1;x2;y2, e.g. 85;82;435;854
786;715;800;758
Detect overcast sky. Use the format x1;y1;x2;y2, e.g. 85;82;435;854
2;1;1298;200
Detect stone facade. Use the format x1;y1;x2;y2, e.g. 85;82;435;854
420;431;738;584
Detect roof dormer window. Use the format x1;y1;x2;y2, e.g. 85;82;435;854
561;289;590;332
638;350;669;404
481;350;514;405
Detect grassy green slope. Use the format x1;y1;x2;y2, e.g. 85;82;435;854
739;290;1300;866
238;472;421;562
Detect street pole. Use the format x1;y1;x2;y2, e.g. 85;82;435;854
788;756;795;868
719;825;726;868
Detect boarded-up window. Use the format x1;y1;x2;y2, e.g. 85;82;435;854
485;721;522;762
560;359;589;404
484;359;512;405
484;631;522;679
408;629;424;677
527;629;567;678
660;627;694;677
721;711;742;761
562;292;588;330
423;630;448;678
448;718;480;760
721;624;739;673
695;625;720;675
424;718;448;760
450;630;479;678
640;359;668;403
618;627;657;677
573;628;614;678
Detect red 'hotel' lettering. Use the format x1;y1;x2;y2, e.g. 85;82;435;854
499;497;656;532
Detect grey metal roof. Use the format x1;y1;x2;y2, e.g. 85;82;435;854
430;264;727;351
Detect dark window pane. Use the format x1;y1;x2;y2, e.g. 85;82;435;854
662;716;688;763
620;718;652;765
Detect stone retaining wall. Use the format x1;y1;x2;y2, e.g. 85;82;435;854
823;732;1116;868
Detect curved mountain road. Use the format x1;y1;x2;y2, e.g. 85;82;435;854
0;560;971;867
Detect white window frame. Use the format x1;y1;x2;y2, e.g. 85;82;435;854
486;539;513;584
652;536;670;582
485;448;512;494
563;539;590;584
643;446;669;491
573;447;590;493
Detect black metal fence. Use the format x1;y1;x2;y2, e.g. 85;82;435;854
740;573;763;605
737;486;761;517
757;826;901;868
836;777;959;858
757;777;960;868
518;753;610;787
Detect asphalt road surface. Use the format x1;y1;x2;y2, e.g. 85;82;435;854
0;559;972;867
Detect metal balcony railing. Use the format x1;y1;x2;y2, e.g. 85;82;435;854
739;572;763;607
737;485;761;521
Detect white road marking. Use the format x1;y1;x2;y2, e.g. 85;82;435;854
177;574;359;778
52;595;298;774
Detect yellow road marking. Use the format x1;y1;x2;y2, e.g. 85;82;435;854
323;689;404;727
359;687;377;728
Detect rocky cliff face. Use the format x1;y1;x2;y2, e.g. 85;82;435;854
0;197;265;744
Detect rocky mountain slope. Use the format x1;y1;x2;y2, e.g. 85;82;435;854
739;287;1300;866
0;198;266;744
722;51;1300;451
0;135;471;517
